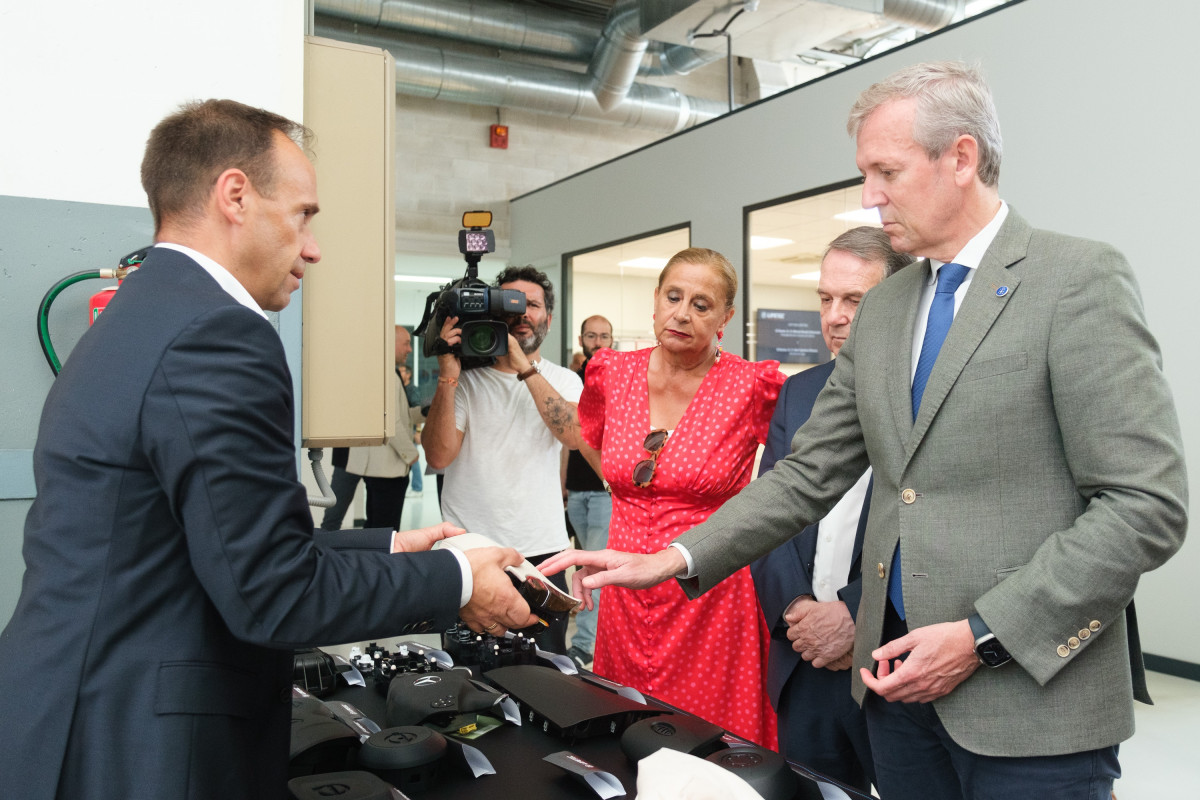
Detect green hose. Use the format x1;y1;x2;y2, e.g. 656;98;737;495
37;271;103;376
37;248;147;377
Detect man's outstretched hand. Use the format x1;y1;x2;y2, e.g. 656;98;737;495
537;547;685;610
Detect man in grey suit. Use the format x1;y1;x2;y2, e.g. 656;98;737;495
0;99;536;800
543;62;1187;799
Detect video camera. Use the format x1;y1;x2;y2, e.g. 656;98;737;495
414;211;526;370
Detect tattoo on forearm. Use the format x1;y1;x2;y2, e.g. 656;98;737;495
542;396;579;437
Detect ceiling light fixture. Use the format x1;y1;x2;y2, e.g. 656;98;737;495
750;236;794;250
834;208;882;224
790;270;822;281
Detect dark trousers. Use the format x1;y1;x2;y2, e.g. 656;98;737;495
865;603;1120;800
362;474;409;531
319;466;409;532
776;661;875;793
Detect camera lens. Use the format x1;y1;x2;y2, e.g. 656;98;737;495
465;324;498;354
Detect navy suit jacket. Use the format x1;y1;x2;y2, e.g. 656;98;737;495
750;360;870;707
0;248;463;800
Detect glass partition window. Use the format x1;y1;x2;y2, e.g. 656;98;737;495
747;183;878;376
566;227;690;363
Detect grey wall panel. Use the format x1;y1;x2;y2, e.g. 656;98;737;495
0;195;306;628
1;195;154;449
0;195;153;625
0;501;33;624
510;0;1199;665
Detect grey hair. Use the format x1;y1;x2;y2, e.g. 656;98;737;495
847;61;1003;187
824;226;915;279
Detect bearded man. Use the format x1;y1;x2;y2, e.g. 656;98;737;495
425;266;583;653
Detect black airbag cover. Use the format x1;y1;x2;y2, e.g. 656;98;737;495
385;670;504;727
620;713;726;762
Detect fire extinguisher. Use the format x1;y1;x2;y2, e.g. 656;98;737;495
38;247;149;376
89;285;119;324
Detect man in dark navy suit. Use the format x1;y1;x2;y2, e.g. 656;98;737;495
0;99;536;800
751;227;911;792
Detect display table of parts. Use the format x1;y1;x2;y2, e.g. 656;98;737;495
287;632;871;800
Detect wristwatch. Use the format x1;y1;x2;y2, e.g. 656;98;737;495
968;613;1012;668
517;360;541;381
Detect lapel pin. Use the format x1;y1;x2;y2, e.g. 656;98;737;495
996;286;1009;297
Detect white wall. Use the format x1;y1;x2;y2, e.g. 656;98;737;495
0;0;306;207
0;0;309;627
510;0;1199;665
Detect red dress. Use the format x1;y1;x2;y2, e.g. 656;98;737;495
580;347;784;748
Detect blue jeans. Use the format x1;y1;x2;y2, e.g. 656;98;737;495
565;490;612;655
409;455;423;492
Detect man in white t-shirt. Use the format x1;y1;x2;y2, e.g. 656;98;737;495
425;266;583;653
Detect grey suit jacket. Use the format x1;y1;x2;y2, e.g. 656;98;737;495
677;209;1187;757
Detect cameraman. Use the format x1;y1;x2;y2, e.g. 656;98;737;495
424;266;583;654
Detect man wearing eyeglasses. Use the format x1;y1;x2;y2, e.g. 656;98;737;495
564;315;614;669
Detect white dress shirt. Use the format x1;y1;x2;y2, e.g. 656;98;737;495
812;468;872;602
910;202;1009;379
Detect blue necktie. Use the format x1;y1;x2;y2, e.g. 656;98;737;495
888;262;971;619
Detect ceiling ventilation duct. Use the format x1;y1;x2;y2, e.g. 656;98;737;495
883;0;966;32
314;0;967;131
589;1;652;111
389;39;725;132
317;0;599;61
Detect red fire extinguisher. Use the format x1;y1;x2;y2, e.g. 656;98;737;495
87;247;147;324
89;284;119;324
39;247;148;375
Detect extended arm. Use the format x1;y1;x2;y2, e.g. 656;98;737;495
147;307;463;647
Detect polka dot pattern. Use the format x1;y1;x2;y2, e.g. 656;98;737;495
580;347;784;749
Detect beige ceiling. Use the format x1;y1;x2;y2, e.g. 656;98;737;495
749;184;880;285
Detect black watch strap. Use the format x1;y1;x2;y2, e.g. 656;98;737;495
969;613;1012;668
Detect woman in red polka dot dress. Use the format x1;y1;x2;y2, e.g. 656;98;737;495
578;248;783;748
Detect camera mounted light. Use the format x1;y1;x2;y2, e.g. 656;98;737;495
413;209;525;369
458;210;495;257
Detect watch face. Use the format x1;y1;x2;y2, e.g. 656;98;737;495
977;638;1011;667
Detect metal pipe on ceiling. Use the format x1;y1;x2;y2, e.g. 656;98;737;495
883;0;966;32
391;39;724;132
314;0;967;130
316;0;723;78
316;0;599;60
588;0;651;111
